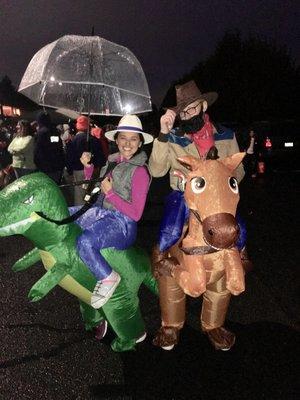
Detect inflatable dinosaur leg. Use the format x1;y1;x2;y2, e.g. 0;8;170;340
12;248;41;271
79;301;104;331
101;247;154;352
103;287;145;352
142;269;158;296
28;263;70;301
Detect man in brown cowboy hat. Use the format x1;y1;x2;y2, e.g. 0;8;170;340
149;80;247;351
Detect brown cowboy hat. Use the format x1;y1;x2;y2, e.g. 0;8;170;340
168;80;218;115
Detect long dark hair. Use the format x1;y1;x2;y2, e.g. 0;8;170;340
16;120;34;138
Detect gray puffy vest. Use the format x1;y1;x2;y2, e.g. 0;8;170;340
101;151;150;211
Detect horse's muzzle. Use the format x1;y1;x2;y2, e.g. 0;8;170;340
202;213;239;249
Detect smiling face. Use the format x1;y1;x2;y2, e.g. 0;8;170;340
115;131;141;159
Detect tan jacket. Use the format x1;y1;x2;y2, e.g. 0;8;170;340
8;136;36;169
149;134;245;190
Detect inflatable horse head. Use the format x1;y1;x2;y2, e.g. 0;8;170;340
176;152;245;250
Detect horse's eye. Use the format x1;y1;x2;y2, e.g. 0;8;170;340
228;177;239;194
191;177;206;194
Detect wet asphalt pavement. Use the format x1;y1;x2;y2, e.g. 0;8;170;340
0;169;299;400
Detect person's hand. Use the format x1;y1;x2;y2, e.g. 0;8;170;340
101;177;113;194
160;109;176;134
80;151;92;167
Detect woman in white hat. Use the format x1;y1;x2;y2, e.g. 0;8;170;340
73;114;153;310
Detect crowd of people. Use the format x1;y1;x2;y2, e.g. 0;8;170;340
0;80;255;351
0;111;113;194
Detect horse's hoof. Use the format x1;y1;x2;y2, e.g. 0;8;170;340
203;326;236;351
153;326;179;349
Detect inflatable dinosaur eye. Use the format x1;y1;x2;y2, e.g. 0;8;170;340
228;177;239;194
191;177;206;194
23;195;34;205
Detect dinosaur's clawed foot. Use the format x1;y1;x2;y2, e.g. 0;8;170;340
28;288;43;302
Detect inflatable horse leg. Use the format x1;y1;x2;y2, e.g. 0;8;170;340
224;248;245;295
12;248;41;271
153;276;186;350
201;272;234;350
28;263;70;302
172;253;207;297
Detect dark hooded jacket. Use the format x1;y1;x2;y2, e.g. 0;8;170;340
34;112;65;173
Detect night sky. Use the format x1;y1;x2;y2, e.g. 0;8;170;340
0;0;299;105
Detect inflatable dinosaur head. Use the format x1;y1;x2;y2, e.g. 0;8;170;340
0;173;70;242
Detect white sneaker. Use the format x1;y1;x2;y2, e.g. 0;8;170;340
91;270;121;309
136;332;147;343
94;320;108;340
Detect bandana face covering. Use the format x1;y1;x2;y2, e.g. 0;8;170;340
192;113;215;156
179;111;204;134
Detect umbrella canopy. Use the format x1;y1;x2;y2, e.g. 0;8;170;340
18;35;152;116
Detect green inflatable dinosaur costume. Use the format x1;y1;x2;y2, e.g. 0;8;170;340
0;173;157;351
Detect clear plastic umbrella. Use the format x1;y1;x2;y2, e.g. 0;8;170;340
18;35;152;116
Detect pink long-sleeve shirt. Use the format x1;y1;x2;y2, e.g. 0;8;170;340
84;160;150;221
105;165;150;221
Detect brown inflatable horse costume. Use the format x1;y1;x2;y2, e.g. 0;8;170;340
152;152;246;351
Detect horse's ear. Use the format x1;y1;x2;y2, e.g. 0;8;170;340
173;170;187;191
219;152;246;172
206;146;219;160
177;156;200;171
173;170;187;180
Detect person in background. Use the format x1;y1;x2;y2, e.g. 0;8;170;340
0;122;13;188
8;119;36;178
34;111;65;184
30;121;38;135
71;114;153;309
65;115;106;205
244;128;258;178
103;124;118;154
91;126;109;161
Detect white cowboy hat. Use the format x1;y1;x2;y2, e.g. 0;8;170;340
105;114;153;144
